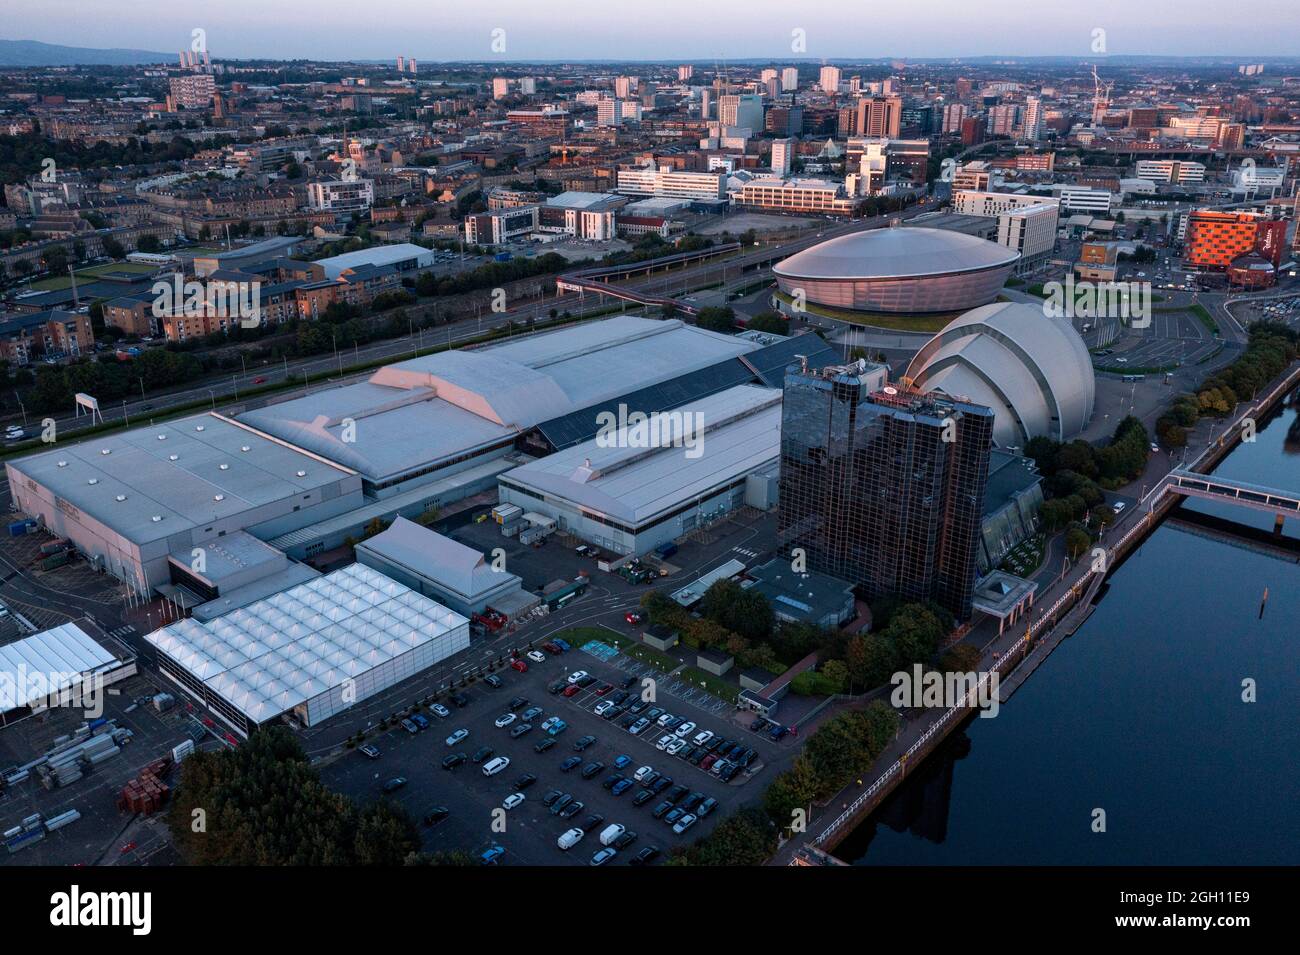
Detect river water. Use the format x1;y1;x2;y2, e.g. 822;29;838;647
837;399;1300;865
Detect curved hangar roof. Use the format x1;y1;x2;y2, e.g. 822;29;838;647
904;302;1096;448
772;227;1018;315
774;227;1019;281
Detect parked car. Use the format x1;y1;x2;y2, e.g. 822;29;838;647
482;756;511;777
651;801;673;819
508;696;528;711
513;773;537;790
521;706;544;722
613;754;632;769
449;693;470;708
358;743;381;759
612;779;635;796
482;674;502;689
431;704;451;718
573;735;597;751
632;788;656;806
558;800;584;819
624;610;645;625
526;650;546;664
629;718;651;734
556;828;585;850
674;721;697;738
630;846;661;865
382;777;407;793
502;793;525;810
400;718;419;734
560;755;582;772
480;845;505;865
590;847;617;866
534;737;557;753
495;713;517;728
441;752;466;770
472;746;495;764
611;830;638;850
445;728;469;746
548;679;568;695
594;700;616;716
422;806;450;826
672;813;698;834
509;723;533;738
697;797;718;817
581;761;606;779
541;790;564;807
410;713;430;730
562;685;581;698
567;670;590;685
510;659;528;673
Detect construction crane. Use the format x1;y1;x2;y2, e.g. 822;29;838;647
1091;64;1113;125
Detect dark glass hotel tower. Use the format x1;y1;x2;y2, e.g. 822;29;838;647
777;365;993;620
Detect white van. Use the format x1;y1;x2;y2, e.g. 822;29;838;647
482;756;511;777
599;823;626;847
557;827;584;850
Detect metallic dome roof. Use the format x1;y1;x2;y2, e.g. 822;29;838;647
905;302;1096;447
774;227;1020;281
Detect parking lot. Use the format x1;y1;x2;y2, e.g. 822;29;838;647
320;635;797;866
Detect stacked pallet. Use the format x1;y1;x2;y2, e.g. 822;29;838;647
118;757;172;815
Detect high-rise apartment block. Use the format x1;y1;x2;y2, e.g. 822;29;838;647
778;364;993;621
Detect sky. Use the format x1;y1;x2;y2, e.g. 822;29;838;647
6;0;1299;61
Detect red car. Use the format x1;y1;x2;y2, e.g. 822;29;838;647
625;611;645;625
542;642;563;654
562;684;581;697
251;376;267;384
594;684;613;696
510;659;528;673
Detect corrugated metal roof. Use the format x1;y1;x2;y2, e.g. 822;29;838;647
0;623;121;711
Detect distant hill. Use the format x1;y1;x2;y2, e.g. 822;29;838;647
0;38;172;66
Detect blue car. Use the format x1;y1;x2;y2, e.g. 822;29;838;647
410;713;430;729
480;845;505;865
613;754;632;769
553;638;571;652
611;778;635;796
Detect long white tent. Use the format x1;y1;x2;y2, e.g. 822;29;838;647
146;563;470;734
0;623;129;720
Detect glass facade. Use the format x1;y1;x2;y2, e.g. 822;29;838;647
777;368;993;620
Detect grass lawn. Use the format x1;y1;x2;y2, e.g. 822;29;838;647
772;291;957;333
677;666;740;704
28;260;164;291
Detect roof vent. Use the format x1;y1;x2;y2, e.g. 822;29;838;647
195;425;205;432
240;445;251;452
100;448;111;455
56;460;67;468
214;494;225;502
296;470;307;477
115;494;127;502
87;478;99;485
151;515;162;522
157;434;167;440
168;454;179;461
219;463;230;470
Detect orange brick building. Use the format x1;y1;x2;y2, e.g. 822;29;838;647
1184;210;1287;271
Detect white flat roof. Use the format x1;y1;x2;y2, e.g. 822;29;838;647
0;623;121;711
239;317;759;483
502;384;782;527
145;563;469;724
313;242;432;276
6;413;357;546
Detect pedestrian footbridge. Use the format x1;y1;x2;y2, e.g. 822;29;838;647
1165;467;1300;525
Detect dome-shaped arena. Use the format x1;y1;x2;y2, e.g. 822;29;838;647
772;227;1019;315
904;302;1096;448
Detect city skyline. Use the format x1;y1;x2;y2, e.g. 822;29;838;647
4;0;1300;61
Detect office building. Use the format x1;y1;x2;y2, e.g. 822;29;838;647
782;67;799;92
855;95;902;138
942;102;968;134
819;65;841;93
1135;159;1206;184
307;178;374;213
718;93;763;132
770;138;795;176
997;202;1060;271
733;177;859;215
777;363;993;620
615;165;726;200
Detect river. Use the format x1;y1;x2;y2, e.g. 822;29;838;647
836;398;1300;865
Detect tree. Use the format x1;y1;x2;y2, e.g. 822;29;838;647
353;801;421;865
939;643;982;673
763;757;819;826
745;310;788;334
1065;526;1092;560
699;578;773;643
676;807;776;866
693;306;736;333
846;632;897;690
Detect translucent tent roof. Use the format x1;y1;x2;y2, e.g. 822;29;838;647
145;564;469;724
